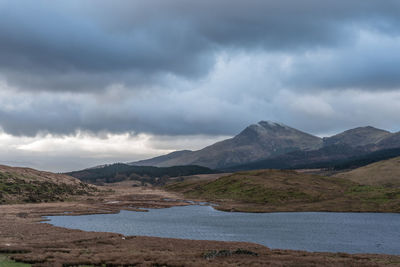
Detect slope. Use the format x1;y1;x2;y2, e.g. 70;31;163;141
0;165;96;204
323;126;392;147
165;169;400;212
335;156;400;186
66;163;218;185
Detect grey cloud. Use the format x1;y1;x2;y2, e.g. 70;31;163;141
1;0;400;91
284;32;400;90
1;0;400;139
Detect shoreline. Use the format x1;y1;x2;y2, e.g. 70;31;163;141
1;186;400;266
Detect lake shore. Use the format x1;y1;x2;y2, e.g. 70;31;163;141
1;185;400;266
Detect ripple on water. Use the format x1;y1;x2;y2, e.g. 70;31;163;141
44;205;400;255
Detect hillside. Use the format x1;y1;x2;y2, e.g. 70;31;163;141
224;144;367;171
0;165;96;204
376;132;400;150
165;169;400;212
67;163;218;185
226;146;400;172
322;126;391;147
131;150;192;166
335;157;400;186
131;121;323;169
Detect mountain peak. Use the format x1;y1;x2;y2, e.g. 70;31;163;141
258;120;289;129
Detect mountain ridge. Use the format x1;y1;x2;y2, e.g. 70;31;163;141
130;121;323;169
130;121;399;170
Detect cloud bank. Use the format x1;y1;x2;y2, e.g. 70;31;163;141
1;0;400;170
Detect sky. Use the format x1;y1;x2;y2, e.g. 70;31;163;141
1;0;400;172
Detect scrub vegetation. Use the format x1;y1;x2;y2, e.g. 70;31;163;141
0;166;97;204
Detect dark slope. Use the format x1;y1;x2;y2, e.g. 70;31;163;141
377;132;400;149
225;146;400;172
67;163;218;185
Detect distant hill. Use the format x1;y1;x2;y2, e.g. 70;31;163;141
165;169;400;212
130;121;323;169
0;165;96;204
334;156;400;187
323;126;391;147
67;163;218;185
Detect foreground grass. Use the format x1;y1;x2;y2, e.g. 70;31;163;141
0;255;30;267
165;169;400;212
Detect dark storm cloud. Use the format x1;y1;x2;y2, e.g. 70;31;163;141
1;0;400;139
1;0;400;91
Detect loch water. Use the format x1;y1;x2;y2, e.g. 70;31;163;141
44;205;400;255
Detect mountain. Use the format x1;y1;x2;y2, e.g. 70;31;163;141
334;156;400;187
130;121;400;171
66;163;218;185
323;126;392;147
131;121;323;169
0;165;96;204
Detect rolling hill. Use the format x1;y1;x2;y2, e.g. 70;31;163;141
165;169;400;212
0;165;96;204
334;156;400;187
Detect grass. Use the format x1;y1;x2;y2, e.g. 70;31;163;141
335;156;400;186
0;255;30;267
165;169;400;212
345;185;400;204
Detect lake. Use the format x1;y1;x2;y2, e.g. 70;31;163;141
44;205;400;255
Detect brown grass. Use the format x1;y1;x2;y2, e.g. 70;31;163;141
0;165;98;204
165;169;400;213
334;157;400;187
